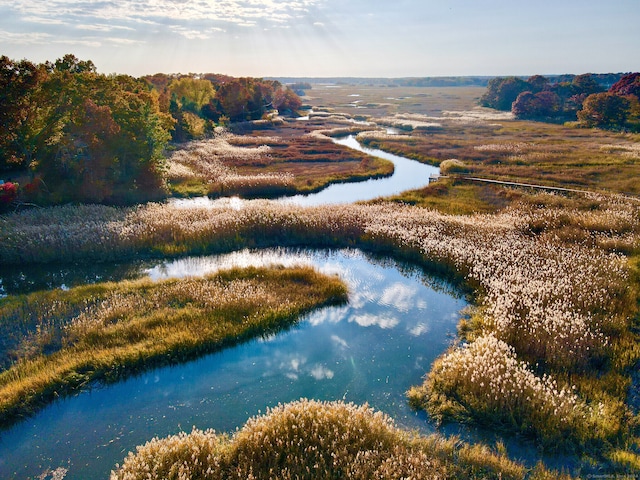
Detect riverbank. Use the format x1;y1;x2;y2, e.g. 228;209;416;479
0;266;347;427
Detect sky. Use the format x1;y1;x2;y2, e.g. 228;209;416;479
0;0;638;77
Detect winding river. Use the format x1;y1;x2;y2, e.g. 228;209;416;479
170;134;439;208
0;136;458;479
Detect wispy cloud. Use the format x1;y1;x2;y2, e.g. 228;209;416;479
76;23;135;32
3;0;324;27
169;26;212;40
21;16;65;25
0;30;52;45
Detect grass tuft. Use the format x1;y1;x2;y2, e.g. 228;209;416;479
111;398;536;480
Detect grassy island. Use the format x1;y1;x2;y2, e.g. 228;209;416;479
0;266;347;426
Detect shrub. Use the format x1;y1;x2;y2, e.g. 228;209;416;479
409;334;624;450
111;399;527;479
439;159;468;174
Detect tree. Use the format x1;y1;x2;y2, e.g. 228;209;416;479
571;73;604;97
511;91;539;119
52;54;96;74
0;56;47;171
609;73;640;99
480;77;530;111
526;75;549;93
512;91;560;119
168;77;215;112
577;92;631;129
216;78;276;121
274;87;302;115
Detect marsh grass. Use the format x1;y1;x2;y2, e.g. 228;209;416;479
2;103;640;469
359;117;640;196
166;126;394;199
0;266;347;426
378;177;514;214
112;398;557;480
2;198;638;458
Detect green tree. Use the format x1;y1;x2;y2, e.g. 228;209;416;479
571;73;604;97
168;77;215;112
577;92;632;129
0;56;47;171
216;78;276;121
480;77;530;111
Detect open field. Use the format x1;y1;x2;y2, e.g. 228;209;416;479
358;120;640;196
303;84;486;117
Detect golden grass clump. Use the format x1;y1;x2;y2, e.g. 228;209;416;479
408;334;624;449
439;158;469;174
111;398;530;480
167;132;295;197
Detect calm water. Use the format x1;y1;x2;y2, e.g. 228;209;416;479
280;136;438;206
169;134;439;209
0;248;466;479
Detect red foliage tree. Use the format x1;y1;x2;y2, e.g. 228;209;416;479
0;181;18;209
609;73;640;99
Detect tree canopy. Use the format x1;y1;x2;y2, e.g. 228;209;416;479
1;54;173;206
1;54;304;208
481;72;639;131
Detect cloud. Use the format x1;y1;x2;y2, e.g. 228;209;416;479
307;305;348;326
0;30;52;44
22;16;65;25
331;334;348;349
76;23;135;32
4;0;324;28
310;364;334;380
409;322;430;337
350;313;399;329
170;26;212;40
379;282;422;312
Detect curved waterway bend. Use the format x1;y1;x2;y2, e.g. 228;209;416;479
0;248;466;479
170;134;439;208
279;135;438;206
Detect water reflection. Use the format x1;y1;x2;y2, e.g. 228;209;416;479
0;248;466;480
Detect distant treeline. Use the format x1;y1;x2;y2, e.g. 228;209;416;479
480;73;640;131
271;74;626;89
0;54;302;208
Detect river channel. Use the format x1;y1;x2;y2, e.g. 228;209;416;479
0;248;466;479
170;134;439;208
0;136;461;479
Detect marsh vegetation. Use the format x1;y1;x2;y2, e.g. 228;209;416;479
0;266;347;427
1;83;639;478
